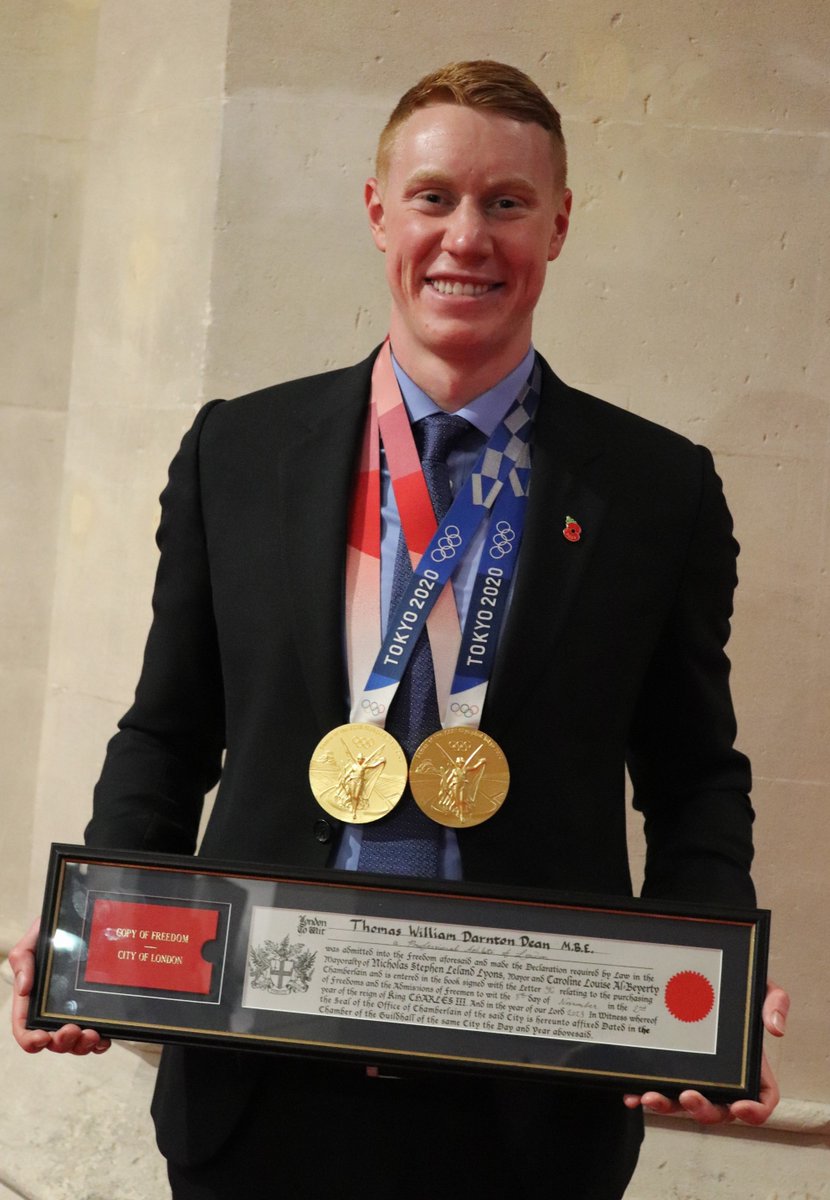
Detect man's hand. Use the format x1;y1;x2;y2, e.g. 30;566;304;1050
8;918;111;1056
623;980;789;1125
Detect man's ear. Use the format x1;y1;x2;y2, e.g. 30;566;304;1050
365;178;387;252
547;188;573;263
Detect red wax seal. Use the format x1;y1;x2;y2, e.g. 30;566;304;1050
563;516;582;543
664;971;715;1023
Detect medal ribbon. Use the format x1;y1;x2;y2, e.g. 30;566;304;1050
345;340;538;731
447;474;530;728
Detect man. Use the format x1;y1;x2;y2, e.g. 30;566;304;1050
11;61;787;1199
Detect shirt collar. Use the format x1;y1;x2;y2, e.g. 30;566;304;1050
390;345;536;438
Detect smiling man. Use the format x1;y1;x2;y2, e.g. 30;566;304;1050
11;61;787;1200
366;97;571;404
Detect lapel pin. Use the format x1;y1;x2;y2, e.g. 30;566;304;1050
563;515;582;543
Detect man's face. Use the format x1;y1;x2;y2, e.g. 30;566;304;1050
365;103;571;379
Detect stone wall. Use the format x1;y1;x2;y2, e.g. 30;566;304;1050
0;0;99;952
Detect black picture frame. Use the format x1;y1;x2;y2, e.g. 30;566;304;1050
29;844;770;1100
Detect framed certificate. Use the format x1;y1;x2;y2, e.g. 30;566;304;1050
29;844;769;1100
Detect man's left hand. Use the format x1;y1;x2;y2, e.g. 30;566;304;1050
622;980;789;1126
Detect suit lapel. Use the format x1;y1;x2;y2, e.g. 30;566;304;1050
485;360;608;736
275;350;610;739
277;352;377;733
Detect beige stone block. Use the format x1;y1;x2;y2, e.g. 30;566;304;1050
0;408;66;670
629;1114;830;1199
225;0;563;97
0;406;66;947
0;0;99;141
91;0;230;120
225;0;828;137
0;665;40;949
559;1;828;135
46;405;197;701
539;120;828;425
749;777;828;1105
0;980;167;1200
0;132;89;412
718;449;827;784
205;88;388;395
69;100;224;412
0;0;97;416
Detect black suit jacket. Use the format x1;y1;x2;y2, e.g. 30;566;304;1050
86;348;754;1163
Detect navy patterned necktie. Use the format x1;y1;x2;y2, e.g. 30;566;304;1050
357;413;469;877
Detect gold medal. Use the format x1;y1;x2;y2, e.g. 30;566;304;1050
308;723;407;825
409;728;509;828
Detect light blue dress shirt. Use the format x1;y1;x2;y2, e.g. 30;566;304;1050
333;346;536;877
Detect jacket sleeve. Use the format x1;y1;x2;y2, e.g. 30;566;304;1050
85;399;227;854
626;446;756;907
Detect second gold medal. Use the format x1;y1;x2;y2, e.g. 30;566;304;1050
409;727;509;828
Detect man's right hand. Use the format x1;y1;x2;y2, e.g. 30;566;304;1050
9;918;111;1055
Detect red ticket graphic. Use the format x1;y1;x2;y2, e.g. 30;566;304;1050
84;899;219;994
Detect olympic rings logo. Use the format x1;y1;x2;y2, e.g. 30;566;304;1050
450;702;480;717
361;699;386;717
431;525;462;562
489;520;516;559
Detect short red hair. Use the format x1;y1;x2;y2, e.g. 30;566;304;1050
376;60;567;189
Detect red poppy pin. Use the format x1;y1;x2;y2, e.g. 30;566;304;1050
563;515;582;543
